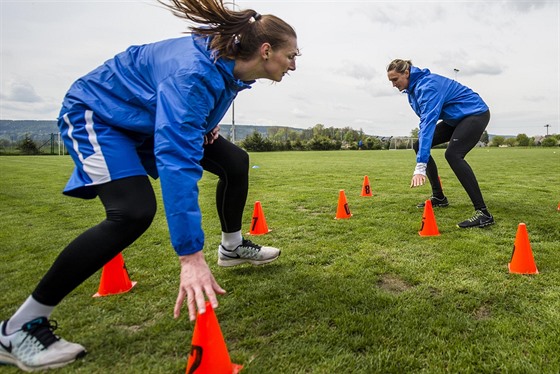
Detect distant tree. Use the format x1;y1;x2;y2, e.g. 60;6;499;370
480;130;489;145
410;128;419;138
240;131;273;152
365;137;383;150
516;133;530;147
505;138;517;147
491;135;505;147
541;136;558;147
17;134;39;155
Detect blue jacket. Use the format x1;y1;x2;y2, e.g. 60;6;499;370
60;35;253;255
406;66;488;163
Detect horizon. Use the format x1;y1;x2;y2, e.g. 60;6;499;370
0;119;546;139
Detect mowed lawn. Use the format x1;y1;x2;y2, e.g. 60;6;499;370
1;147;559;373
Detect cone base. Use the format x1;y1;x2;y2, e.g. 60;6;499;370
418;231;440;237
334;214;352;220
93;281;137;298
232;363;243;373
508;263;538;275
247;229;271;236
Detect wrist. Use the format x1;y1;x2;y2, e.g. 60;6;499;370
179;250;204;265
413;163;427;176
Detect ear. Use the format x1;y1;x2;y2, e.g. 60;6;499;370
260;43;272;60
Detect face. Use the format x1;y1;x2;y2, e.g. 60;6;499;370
387;69;410;92
263;37;299;82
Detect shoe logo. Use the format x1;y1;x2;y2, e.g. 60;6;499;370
0;341;12;353
220;250;241;259
452;138;460;141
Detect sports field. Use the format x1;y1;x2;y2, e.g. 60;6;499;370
1;147;559;373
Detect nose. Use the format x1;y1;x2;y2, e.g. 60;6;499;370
289;60;296;71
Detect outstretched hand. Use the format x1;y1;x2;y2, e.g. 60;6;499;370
410;174;426;188
174;251;226;321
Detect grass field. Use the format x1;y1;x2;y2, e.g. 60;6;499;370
1;147;559;373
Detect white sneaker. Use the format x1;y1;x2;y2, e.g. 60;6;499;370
0;318;86;372
218;239;280;267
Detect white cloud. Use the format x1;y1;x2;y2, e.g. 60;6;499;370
1;80;42;103
1;0;558;137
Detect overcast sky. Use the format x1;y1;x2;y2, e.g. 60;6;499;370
1;0;558;137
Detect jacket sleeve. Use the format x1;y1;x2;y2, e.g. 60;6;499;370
154;72;217;256
415;84;445;164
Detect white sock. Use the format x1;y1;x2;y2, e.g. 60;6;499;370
221;231;242;250
5;296;54;335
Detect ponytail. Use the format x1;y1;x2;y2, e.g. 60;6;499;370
159;0;297;60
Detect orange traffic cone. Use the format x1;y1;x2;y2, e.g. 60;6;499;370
248;201;270;235
361;176;373;197
508;223;538;274
93;253;137;297
557;202;560;212
335;190;352;219
185;301;243;374
418;200;440;236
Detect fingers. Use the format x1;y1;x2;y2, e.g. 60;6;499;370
205;279;226;310
173;287;186;319
410;175;426;188
175;282;227;321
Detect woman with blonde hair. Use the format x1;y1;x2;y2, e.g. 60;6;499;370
387;59;494;229
0;0;299;370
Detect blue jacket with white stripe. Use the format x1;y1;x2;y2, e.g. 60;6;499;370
60;35;253;256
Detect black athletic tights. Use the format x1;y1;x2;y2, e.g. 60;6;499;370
413;110;490;210
32;135;249;306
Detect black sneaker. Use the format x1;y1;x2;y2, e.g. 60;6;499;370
417;196;449;208
457;210;495;228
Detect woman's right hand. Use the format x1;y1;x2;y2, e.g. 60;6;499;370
174;251;226;321
410;174;426;188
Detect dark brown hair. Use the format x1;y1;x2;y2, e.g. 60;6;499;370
159;0;297;60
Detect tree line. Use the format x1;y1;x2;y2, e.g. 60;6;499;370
1;125;558;155
240;125;559;152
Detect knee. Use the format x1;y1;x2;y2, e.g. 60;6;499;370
229;149;249;177
445;149;463;164
107;200;156;232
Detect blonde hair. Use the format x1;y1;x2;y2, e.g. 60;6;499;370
387;59;412;74
159;0;297;60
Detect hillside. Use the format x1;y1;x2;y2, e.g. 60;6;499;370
0;120;298;142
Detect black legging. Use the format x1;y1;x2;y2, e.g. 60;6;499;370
413;110;490;211
33;135;249;306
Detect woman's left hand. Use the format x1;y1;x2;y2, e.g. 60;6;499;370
204;125;220;145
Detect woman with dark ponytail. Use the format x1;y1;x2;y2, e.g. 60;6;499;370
0;0;299;371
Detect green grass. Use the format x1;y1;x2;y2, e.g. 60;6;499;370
1;147;559;373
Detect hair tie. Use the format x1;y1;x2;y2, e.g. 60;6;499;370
248;12;261;24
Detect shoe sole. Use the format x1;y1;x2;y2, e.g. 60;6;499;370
217;253;280;267
457;221;495;229
0;350;87;372
417;203;449;208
